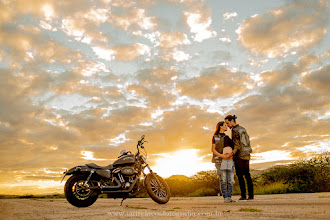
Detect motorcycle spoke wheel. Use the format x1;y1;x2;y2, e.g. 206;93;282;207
72;180;91;200
150;179;167;198
145;174;170;204
64;175;98;207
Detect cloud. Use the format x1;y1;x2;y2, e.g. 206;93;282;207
119;105;221;156
111;43;151;61
92;46;114;61
260;63;301;86
105;0;135;8
231;91;329;154
229;59;330;154
223;12;238;20
238;0;328;57
176;66;255;100
0;21;83;66
157;32;192;62
110;8;157;32
159;32;190;49
73;60;110;77
126;84;176;109
61;7;110;45
161;49;191;62
136;67;178;85
5;0;56;20
0;3;14;24
301;65;330;94
184;4;217;42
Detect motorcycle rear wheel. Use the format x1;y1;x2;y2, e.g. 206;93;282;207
64;175;98;207
145;174;170;204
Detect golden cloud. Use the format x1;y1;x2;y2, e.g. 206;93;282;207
61;7;110;45
238;0;328;57
136;67;178;85
159;32;190;49
301;65;330;94
111;43;150;61
260;63;301;86
176;67;255;100
110;8;157;31
183;3;216;42
0;3;14;24
7;0;56;20
231;76;330;153
126;84;176;108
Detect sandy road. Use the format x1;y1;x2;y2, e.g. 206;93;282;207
0;192;329;219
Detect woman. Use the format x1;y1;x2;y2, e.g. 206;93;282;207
211;121;235;203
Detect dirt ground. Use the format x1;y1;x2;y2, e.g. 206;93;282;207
0;192;329;219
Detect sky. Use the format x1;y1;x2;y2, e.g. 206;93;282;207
0;0;329;195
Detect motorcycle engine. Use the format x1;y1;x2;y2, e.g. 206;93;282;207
112;166;138;189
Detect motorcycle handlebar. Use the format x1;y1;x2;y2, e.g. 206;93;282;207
136;135;146;151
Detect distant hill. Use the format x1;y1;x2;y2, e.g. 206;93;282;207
0;193;65;199
167;175;190;181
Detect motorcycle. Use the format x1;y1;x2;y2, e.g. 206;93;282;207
61;135;171;207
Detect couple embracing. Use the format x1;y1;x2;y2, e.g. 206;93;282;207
211;115;254;203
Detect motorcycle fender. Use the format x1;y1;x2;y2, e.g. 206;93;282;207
60;166;90;183
143;173;153;186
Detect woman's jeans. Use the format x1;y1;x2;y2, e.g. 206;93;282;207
215;161;235;199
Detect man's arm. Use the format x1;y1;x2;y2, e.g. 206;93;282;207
232;130;240;156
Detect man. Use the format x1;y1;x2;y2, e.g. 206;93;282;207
225;115;254;201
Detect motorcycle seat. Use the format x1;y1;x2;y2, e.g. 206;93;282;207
86;163;113;170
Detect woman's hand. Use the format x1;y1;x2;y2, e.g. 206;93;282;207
219;153;232;159
223;153;233;159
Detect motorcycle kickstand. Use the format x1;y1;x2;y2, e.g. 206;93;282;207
120;197;126;206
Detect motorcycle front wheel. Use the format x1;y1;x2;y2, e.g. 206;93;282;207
145;173;170;204
64;175;98;207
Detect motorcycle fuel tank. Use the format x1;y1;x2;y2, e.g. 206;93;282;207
113;154;135;166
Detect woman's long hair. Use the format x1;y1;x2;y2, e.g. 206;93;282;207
214;121;225;136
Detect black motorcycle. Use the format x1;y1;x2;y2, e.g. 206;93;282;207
61;135;170;207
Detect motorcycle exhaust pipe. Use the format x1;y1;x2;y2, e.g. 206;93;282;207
88;177;122;190
102;176;139;193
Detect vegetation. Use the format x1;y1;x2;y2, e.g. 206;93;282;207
239;208;262;212
258;152;330;193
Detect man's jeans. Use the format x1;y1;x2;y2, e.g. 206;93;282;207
234;158;254;199
215;161;235;199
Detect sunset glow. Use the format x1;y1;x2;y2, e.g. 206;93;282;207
152;149;215;178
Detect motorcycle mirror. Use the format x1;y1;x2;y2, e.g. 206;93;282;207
120;149;126;155
141;135;145;141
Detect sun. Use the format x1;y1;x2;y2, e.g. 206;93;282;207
150;149;215;178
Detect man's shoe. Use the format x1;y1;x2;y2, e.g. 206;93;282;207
224;198;230;203
247;197;254;201
238;197;247;201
